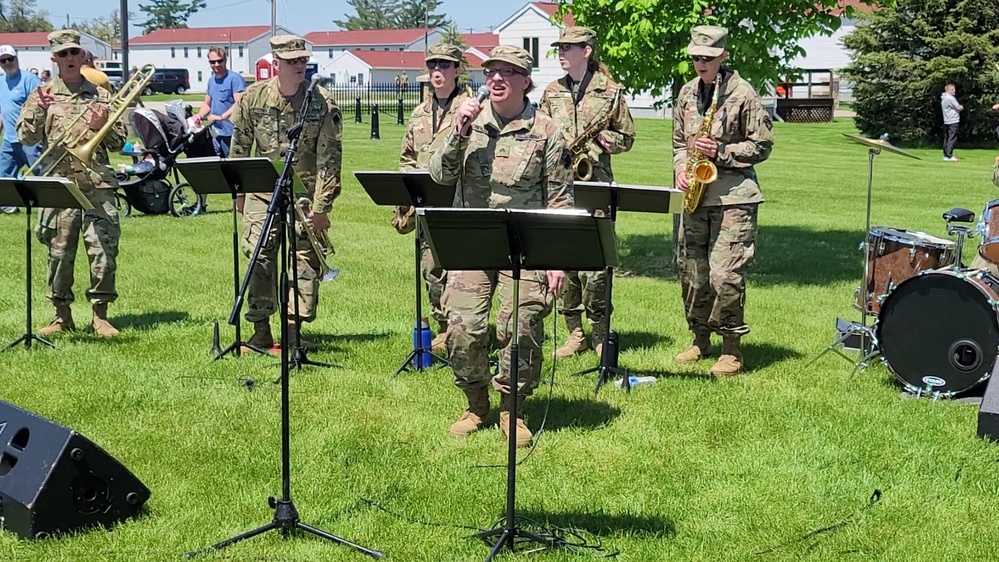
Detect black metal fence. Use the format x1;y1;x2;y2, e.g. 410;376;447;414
317;80;485;124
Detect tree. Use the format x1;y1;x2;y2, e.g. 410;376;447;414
554;0;876;103
333;0;400;30
137;0;206;35
0;0;54;32
74;9;132;45
395;0;448;29
843;0;999;145
438;20;466;50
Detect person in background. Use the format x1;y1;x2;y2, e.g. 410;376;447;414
0;44;42;213
193;47;246;159
941;83;963;161
80;50;111;93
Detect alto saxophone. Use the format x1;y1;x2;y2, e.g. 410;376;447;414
683;74;721;214
566;91;620;182
296;197;340;282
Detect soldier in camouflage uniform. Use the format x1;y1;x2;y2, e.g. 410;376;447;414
392;43;473;353
429;45;573;447
230;35;343;353
539;26;635;359
672;26;774;376
970;156;999;274
18;30;126;338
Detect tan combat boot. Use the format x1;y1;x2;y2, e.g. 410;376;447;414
711;336;744;377
554;316;589;358
449;386;491;437
284;322;317;352
431;320;448;354
243;320;274;353
38;304;75;336
675;333;712;363
499;397;531;448
91;303;119;337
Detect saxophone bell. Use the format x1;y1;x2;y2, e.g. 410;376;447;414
295;197;340;282
573;154;593;182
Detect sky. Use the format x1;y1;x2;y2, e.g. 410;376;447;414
40;0;527;38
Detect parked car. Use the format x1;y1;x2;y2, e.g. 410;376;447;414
142;69;191;95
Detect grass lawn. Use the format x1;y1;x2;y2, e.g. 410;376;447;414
2;116;999;562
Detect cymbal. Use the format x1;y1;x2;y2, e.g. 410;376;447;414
843;133;921;160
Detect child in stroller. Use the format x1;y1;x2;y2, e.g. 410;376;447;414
117;100;216;217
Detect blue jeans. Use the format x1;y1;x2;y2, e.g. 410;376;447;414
0;140;42;177
213;135;232;158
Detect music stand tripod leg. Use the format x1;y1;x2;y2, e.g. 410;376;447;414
6;204;54;351
394;227;448;376
572;266;630;393
215;191;268;360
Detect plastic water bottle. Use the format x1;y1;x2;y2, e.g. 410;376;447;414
413;319;433;368
123;141;134;153
615;376;657;389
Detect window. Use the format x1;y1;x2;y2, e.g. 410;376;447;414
522;37;539;68
328;48;333;58
171;47;176;58
197;70;203;82
357;73;364;86
197;47;202;58
184;47;189;58
238;46;244;58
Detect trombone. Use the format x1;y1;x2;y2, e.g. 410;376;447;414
26;64;155;178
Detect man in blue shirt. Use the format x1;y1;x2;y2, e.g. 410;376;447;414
0;45;42;213
194;46;246;158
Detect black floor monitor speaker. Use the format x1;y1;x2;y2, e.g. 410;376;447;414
978;375;999;442
0;400;150;540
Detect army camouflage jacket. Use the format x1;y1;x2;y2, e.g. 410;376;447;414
17;77;125;190
230;77;342;214
539;70;635;182
399;85;472;170
672;69;773;207
429;99;573;210
994;157;999;189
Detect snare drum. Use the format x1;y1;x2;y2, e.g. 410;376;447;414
875;269;999;397
857;227;956;315
979;199;999;263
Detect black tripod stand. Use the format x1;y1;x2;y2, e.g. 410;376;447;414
7;202;52;351
186;83;381;560
216;187;268;359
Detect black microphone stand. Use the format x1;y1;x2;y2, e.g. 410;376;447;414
187;80;381;560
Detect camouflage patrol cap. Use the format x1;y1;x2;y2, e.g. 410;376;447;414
483;45;534;75
687;25;728;57
426;42;463;64
551;26;597;47
48;30;82;54
270;34;310;60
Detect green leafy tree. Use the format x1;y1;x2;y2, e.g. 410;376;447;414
334;0;400;30
137;0;206;35
395;0;447;29
843;0;999;145
74;9;132;45
439;21;472;85
554;0;876;102
0;0;54;32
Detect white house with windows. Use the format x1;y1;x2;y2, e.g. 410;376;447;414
113;25;299;92
0;31;111;78
493;2;573;104
323;49;484;87
305;28;443;64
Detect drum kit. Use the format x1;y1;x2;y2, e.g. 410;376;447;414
812;134;999;400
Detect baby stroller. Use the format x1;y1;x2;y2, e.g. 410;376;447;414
117;100;216;217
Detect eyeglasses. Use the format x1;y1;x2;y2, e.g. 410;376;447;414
283;56;309;65
558;44;584;52
56;48;81;58
691;55;718;63
208;58;225;65
426;60;453;70
0;57;14;64
483;67;525;78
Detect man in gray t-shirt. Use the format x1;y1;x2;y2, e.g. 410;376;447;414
941;83;963;161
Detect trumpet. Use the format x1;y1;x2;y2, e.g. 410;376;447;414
296;197;340;282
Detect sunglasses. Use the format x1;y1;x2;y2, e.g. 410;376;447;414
56;48;81;58
283;56;309;65
483;67;525;78
691;55;718;63
208;58;225;65
426;59;453;70
0;57;13;64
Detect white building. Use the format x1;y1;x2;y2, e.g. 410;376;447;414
493;2;572;104
324;50;484;87
114;25;299;92
0;31;111;78
305;28;443;66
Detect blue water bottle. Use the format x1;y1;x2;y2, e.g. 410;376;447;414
414;318;433;369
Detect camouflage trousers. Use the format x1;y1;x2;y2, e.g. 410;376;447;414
558;269;608;327
971;254;999;277
241;194;321;323
35;189;120;306
420;238;447;324
442;269;554;396
679;204;759;337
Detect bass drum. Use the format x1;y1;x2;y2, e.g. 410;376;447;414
875;269;999;397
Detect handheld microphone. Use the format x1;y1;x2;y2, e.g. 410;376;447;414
460;85;491;130
307;73;322;92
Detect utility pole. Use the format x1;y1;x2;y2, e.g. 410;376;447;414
423;2;428;58
271;0;276;37
120;0;129;81
65;14;70;28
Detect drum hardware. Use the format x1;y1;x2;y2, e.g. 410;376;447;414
975;200;999;262
811;134;920;370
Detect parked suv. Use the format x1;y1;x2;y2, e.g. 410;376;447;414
143;69;190;95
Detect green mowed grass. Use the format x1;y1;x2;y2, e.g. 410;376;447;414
2;117;999;561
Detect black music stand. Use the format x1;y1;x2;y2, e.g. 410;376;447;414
175;156;295;360
354;170;456;375
419;207;617;561
573;181;683;392
0;177;93;351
